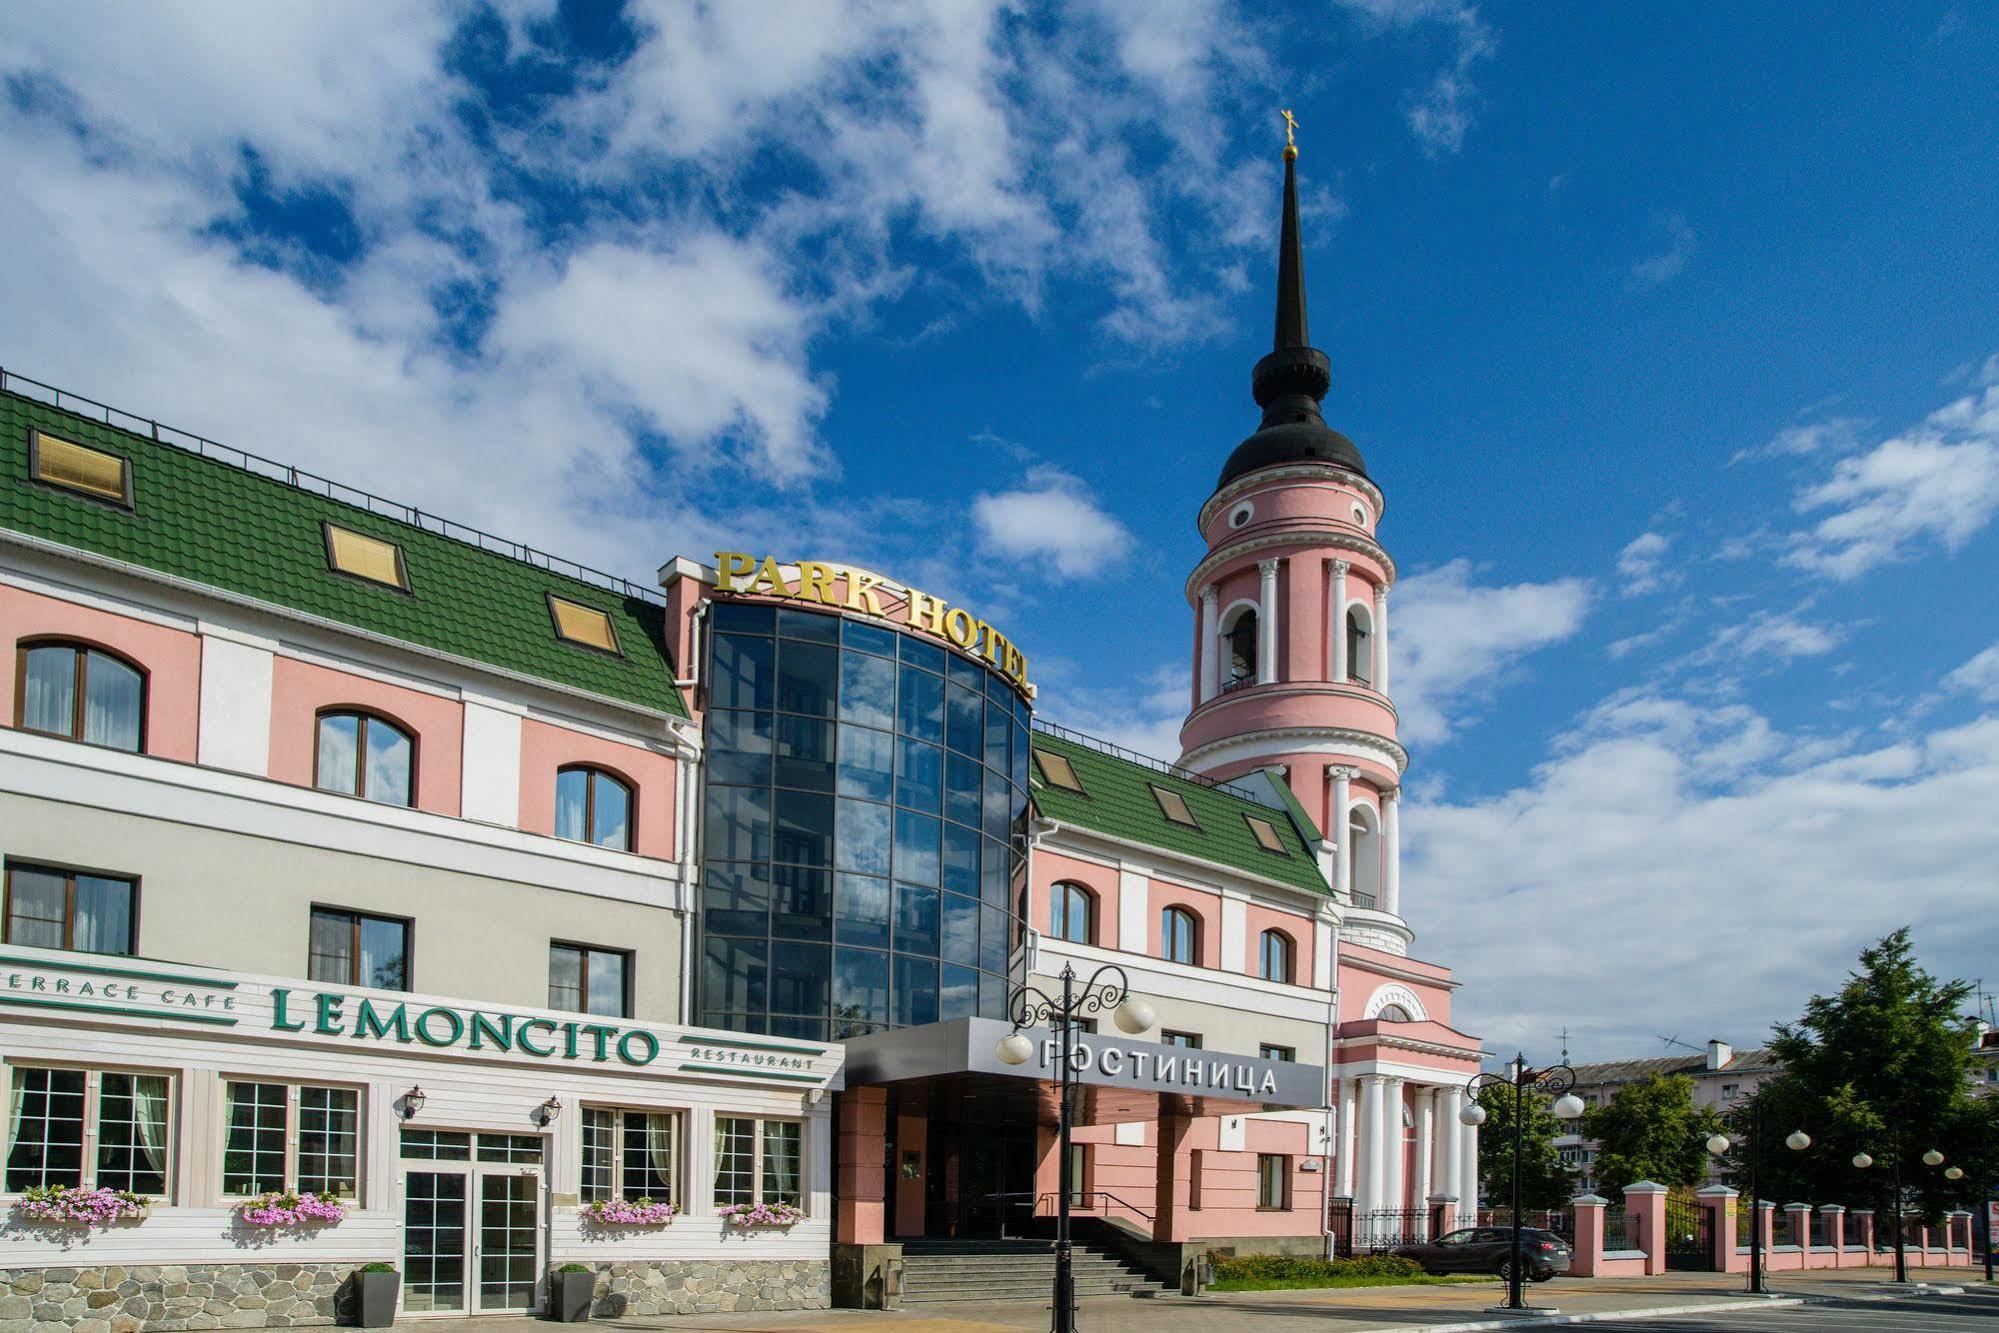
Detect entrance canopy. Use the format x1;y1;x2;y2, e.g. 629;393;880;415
843;1017;1326;1124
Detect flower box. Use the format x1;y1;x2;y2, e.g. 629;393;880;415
236;1190;348;1228
718;1201;805;1228
13;1184;149;1227
581;1197;676;1227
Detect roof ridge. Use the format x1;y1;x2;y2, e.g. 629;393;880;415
0;369;662;608
1031;718;1281;808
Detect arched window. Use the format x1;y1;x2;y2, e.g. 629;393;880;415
1258;929;1294;983
16;641;144;752
556;765;634;850
1376;1003;1413;1022
315;710;414;807
1222;608;1258;688
1160;906;1199;966
1048;882;1095;944
1345;606;1372;687
1348;806;1381;907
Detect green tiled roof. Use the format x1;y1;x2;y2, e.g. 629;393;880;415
1029;729;1332;896
0;388;685;718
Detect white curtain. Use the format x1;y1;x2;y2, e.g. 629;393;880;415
765;1123;800;1205
646;1114;675;1199
135;1076;170;1182
5;1070;25;1166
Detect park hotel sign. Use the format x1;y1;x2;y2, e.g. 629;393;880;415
714;551;1032;696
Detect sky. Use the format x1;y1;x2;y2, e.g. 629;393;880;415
3;1;1997;1067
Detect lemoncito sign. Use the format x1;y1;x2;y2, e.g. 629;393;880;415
713;551;1032;695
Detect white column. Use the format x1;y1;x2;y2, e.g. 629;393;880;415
1438;1086;1463;1214
1460;1116;1480;1217
1374;583;1390;697
1257;558;1280;684
1357;1074;1384;1215
1336;1077;1358;1198
1330;559;1350;682
1330;767;1353;902
1382;1077;1406;1213
1198;584;1219;702
1414;1087;1435;1210
1381;788;1402;918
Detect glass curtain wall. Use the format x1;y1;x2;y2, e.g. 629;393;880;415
701;602;1031;1039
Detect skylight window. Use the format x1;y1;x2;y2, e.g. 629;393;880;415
29;430;131;506
1245;815;1289;855
1035;750;1084;793
323;523;410;591
1151;786;1199;828
548;595;621;655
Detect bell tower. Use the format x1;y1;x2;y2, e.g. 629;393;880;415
1178;134;1410;952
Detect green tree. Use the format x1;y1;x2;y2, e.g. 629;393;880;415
1726;928;1999;1219
1582;1073;1723;1198
1476;1081;1573;1211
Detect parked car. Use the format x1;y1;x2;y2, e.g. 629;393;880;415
1390;1226;1571;1281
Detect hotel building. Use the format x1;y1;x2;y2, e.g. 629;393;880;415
0;146;1481;1326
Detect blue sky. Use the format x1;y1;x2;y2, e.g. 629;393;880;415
3;1;1997;1063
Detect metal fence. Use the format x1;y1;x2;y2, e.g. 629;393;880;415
1479;1208;1573;1240
1602;1206;1633;1251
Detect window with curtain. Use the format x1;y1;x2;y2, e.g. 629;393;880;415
307;906;409;990
555;766;634;850
1160;906;1199;965
1256;1154;1291;1209
577;1107;682;1203
713;1116;803;1209
16;642;144;752
548;943;630;1018
314;710;414;806
1048;883;1095;944
221;1081;360;1198
4;862;137;955
1258;929;1295;983
4;1066;171;1197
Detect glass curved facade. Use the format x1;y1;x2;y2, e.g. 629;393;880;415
698;601;1031;1039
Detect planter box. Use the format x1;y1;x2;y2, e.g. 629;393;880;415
354;1270;400;1328
548;1269;596;1322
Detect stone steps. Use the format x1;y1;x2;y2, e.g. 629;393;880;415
899;1241;1166;1304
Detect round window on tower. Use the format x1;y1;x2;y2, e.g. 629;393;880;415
1228;501;1255;530
1351;502;1369;527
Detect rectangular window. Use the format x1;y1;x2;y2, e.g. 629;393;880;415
549;942;631;1018
222;1081;361;1198
1244;815;1288;854
1150;786;1200;828
4;1066;172;1197
713;1116;804;1209
322;523;410;591
29;430;132;506
307;906;410;990
1259;1044;1295;1062
1034;750;1084;794
1256;1153;1291;1210
1162;1030;1203;1049
548;596;622;655
4;862;137;955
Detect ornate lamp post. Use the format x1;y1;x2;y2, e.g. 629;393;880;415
1854;1145;1948;1283
1460;1055;1585;1312
995;963;1154;1333
1705;1103;1809;1296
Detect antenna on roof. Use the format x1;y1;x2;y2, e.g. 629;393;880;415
1658;1034;1704;1055
1559;1027;1570;1064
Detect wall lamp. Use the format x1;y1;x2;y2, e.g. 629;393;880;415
536;1095;563;1127
400;1086;427;1121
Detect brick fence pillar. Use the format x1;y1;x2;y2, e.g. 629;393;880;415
1622;1181;1669;1276
1783;1202;1811;1265
1569;1193;1608;1277
1697;1185;1737;1272
1818;1204;1845;1266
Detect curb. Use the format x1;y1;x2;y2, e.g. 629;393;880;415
1352;1296;1807;1332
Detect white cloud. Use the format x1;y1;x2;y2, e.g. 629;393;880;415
1338;0;1495;156
1039;663;1191;767
1390;560;1594;745
1947;642;1999;703
1616;531;1674;596
1697;608;1848;667
1410;696;1999;1061
1785;380;1999;579
1730;416;1867;465
971;466;1134;580
1629;214;1696;289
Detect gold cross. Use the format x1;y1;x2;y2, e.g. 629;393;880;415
1280;108;1299;150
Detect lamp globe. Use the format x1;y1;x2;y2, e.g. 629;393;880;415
1459;1101;1488;1127
1114;997;1156;1035
995;1031;1035;1066
1552;1093;1586;1121
1785;1130;1811;1151
1923;1149;1945;1167
1852;1153;1873;1169
1706;1134;1731;1156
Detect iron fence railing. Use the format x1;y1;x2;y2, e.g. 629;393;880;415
1602;1207;1633;1250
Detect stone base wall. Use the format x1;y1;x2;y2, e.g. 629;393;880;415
591;1259;831;1318
0;1263;352;1330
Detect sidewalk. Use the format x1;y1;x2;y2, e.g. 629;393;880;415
396;1264;1958;1333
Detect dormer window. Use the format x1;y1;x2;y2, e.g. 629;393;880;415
1034;750;1084;793
29;431;132;507
548;596;621;655
1151;786;1199;828
1245;815;1288;854
323;523;410;592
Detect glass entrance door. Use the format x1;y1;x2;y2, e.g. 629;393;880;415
477;1172;540;1311
403;1171;468;1313
400;1130;543;1316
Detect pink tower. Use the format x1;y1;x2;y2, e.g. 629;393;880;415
1178;141;1409;955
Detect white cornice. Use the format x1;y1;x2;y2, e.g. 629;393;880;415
1179;727;1410;777
1034;819;1336;910
1185;679;1400;726
1336;950;1455;991
1198;462;1387;532
1184;528;1397;606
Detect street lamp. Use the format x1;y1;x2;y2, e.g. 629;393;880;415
1852;1147;1945;1284
1463;1055;1584;1313
1705;1103;1809;1296
995;963;1151;1333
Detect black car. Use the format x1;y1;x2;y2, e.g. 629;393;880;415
1390;1226;1571;1281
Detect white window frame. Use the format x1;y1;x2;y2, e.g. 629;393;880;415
713;1115;806;1212
218;1078;365;1203
2;1063;177;1201
579;1105;684;1205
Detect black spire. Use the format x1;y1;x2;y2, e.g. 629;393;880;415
1215;132;1367;491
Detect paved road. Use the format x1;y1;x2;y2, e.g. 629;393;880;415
1592;1285;1999;1331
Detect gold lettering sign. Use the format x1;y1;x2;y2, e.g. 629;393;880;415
714;552;1032;695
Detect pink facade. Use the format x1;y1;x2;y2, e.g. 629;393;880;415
268;655;465;816
0;582;202;762
517;716;677;858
